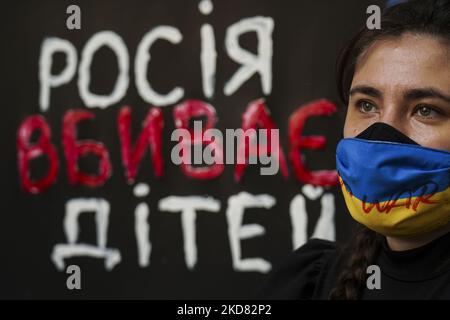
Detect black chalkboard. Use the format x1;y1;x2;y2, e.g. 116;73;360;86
0;0;384;299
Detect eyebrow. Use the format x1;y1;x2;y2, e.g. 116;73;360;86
405;88;450;104
349;85;450;104
349;86;382;99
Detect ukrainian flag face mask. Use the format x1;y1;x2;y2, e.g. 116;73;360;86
336;122;450;237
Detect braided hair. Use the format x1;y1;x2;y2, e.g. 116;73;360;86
329;0;450;300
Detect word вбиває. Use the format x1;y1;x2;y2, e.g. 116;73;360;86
17;99;339;194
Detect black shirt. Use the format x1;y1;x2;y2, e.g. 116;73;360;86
257;231;450;299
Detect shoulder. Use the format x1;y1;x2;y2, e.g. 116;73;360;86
256;238;338;300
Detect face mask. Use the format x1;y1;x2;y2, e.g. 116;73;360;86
336;122;450;237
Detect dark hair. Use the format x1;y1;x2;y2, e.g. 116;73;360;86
336;0;450;106
330;0;450;300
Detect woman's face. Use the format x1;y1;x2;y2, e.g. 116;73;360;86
343;33;450;151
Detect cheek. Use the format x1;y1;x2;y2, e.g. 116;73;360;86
343;109;371;138
411;129;450;152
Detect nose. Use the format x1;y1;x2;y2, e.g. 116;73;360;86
376;103;410;137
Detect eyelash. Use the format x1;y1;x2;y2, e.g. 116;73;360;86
355;100;442;119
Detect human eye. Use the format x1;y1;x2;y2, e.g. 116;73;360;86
413;104;442;119
355;100;377;114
